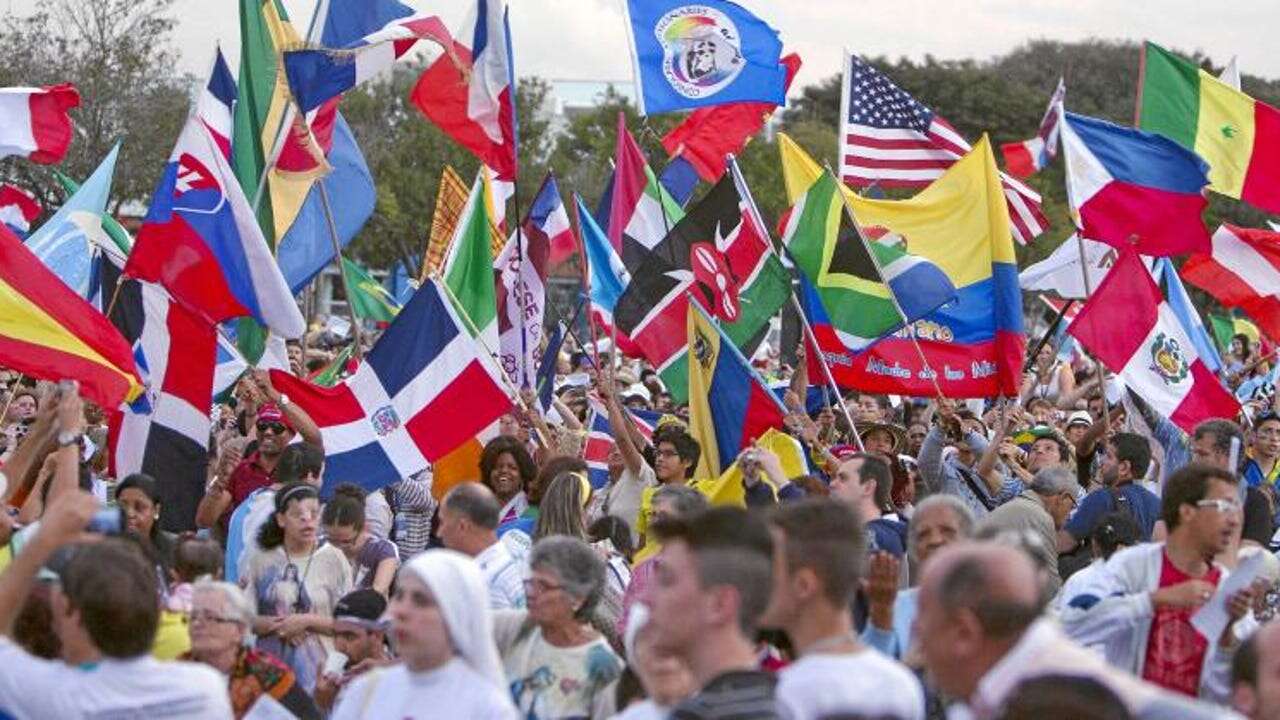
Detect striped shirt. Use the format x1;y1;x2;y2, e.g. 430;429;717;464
671;670;782;720
475;539;526;610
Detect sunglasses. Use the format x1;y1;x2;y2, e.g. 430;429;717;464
256;421;288;434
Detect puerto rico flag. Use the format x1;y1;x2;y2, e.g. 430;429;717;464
1001;77;1065;178
0;183;39;238
1068;249;1238;433
0;84;79;164
126;53;305;339
270;278;513;494
411;0;517;181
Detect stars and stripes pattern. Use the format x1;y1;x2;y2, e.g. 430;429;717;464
837;54;1048;244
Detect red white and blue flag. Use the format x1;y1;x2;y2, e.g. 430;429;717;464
283;0;450;115
197;48;237;161
125;53;306;338
1061;111;1211;256
1068;249;1238;433
412;0;517;182
270;278;513;494
0;183;40;238
1001;77;1065;178
0;84;79;164
837;54;1047;244
583;398;656;488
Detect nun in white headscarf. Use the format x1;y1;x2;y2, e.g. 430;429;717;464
331;550;518;719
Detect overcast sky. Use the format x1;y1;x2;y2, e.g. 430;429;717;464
9;0;1279;92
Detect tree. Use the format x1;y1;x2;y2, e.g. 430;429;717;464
0;0;192;217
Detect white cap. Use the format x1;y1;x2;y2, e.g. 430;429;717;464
623;383;652;403
1066;410;1093;427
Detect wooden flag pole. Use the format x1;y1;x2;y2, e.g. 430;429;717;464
317;183;365;360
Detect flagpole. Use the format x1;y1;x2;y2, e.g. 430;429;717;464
317;183;365;360
1023;299;1076;373
823;163;949;403
568;194;604;370
727;156;864;449
1072;232;1112;429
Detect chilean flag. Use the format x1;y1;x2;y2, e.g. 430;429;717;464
0;184;40;238
1068;249;1239;433
0;84;79;164
270;278;514;495
126;53;304;339
411;0;517;181
1062;111;1211;256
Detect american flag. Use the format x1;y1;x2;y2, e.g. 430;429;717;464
838;54;1049;244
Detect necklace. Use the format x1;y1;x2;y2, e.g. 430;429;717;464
801;630;859;656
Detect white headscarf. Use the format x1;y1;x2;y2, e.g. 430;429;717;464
402;549;507;691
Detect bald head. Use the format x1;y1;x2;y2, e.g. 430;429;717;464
922;542;1042;639
443;481;501;530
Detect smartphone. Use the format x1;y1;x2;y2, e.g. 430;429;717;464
86;507;124;536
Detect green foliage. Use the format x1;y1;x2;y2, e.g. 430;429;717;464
0;0;192;216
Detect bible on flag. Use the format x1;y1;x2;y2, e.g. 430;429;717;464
1067;249;1239;433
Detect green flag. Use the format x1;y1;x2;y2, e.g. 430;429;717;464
341;258;400;323
311;343;354;387
442;171;499;351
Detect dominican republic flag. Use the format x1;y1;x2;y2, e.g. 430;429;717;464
283;0;450;114
104;252;216;532
270;278;513;495
1182;224;1280;342
1068;249;1238;433
412;0;517;182
197;48;237;160
0;84;79;164
494;173;568;387
623;0;787;115
125;57;305;339
1061;111;1211;257
1001;77;1065;178
0;184;39;238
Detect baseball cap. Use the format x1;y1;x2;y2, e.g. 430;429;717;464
1066;410;1093;428
333;588;388;627
256;403;292;430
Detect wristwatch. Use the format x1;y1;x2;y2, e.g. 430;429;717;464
277;393;290;408
57;430;82;448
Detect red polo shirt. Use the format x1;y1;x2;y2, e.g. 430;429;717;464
219;452;277;530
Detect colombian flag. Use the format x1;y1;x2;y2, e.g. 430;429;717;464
0;225;142;408
686;301;787;480
1139;42;1280;213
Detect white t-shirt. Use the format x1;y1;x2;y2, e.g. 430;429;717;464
331;659;517;720
610;699;670;720
777;649;925;720
0;639;231;719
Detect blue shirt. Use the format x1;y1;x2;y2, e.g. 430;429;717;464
1064;483;1161;542
866;517;908;558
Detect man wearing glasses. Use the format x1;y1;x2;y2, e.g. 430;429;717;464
1061;463;1260;702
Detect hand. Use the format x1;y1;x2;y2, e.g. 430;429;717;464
272;614;312;642
756;447;785;481
343;656;391;679
36;490;99;546
1152;579;1216;608
55;383;85;435
864;551;900;609
250;369;280;403
1226;584;1257;624
519;386;537;408
312;673;340;711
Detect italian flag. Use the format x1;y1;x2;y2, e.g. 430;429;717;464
1138;42;1280;213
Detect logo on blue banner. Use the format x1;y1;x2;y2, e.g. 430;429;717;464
655;6;744;100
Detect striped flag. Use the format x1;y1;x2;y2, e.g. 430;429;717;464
583;398;656;489
0;84;79;164
1001;77;1065;178
837;53;1048;244
1182;224;1280;341
0;183;39;238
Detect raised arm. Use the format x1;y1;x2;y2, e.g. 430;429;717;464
254;370;322;447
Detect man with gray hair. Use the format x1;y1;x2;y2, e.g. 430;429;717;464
620;484;708;636
437;482;525;609
978;466;1080;595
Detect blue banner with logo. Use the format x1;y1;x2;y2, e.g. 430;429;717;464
624;0;787;114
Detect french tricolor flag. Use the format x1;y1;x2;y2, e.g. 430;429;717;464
1001;78;1065;178
1062;111;1212;257
0;84;79;165
283;2;451;115
1068;249;1239;433
0;184;40;238
196;49;237;161
411;0;517;182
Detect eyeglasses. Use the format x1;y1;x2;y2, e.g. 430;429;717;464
1062;493;1078;510
256;421;288;435
188;611;242;626
1196;498;1242;514
522;578;564;594
655;449;680;459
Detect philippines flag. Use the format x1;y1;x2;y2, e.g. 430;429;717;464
1068;249;1239;433
126;54;306;339
104;254;216;532
1001;77;1065;178
411;0;517;182
0;183;40;238
1061;111;1211;256
269;278;513;494
0;84;79;164
283;1;450;114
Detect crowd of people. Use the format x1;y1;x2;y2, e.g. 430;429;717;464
0;328;1278;719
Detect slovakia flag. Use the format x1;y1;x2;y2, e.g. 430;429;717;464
126;53;304;338
412;0;517;181
0;84;79;164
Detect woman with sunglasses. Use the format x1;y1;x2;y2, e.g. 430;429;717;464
240;482;353;694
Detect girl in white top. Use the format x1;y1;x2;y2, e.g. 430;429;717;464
332;549;518;719
1020;343;1075;406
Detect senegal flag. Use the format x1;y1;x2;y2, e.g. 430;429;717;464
1139;42;1280;213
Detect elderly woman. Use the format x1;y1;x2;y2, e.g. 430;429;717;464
183;580;321;719
332;550;518;718
494;535;624;719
